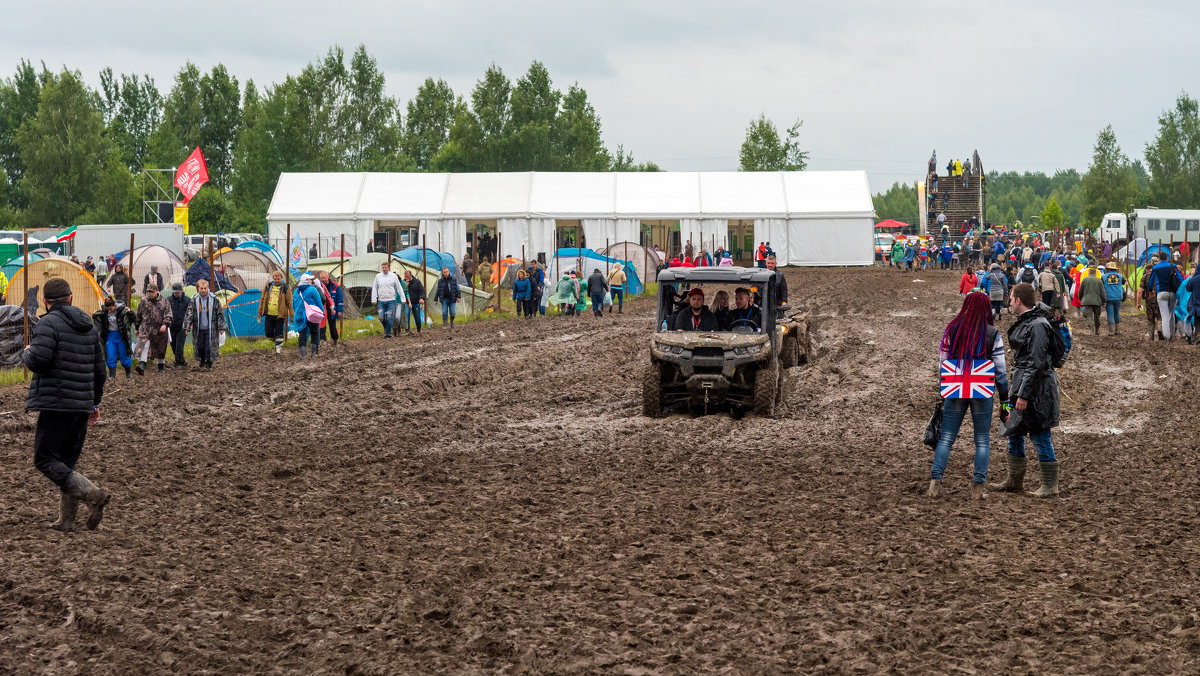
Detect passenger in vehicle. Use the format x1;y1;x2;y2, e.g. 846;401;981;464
673;288;719;331
711;290;731;328
723;287;762;331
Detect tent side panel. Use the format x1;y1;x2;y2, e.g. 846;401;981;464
785;217;875;266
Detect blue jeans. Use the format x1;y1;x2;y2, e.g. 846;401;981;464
440;298;456;323
930;397;993;484
612;286;624;311
1105;300;1121;324
1008;427;1056;462
105;331;131;368
377;300;395;336
399;301;410;330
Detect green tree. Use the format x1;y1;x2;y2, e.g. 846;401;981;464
148;62;202;170
99;68;162;171
186;186;234;234
609;145;660;171
555;84;609;171
16;69;110;226
0;60;48;210
507;61;560;170
1144;92;1200;208
871;182;919;225
229;80;278;230
1040;197;1065;229
738;114;808;171
1081;125;1139;225
434;64;513;172
198;64;242;190
342;45;406;171
404;78;459;171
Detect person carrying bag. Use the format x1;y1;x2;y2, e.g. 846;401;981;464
927;291;1009;499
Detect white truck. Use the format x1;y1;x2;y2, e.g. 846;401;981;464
70;223;185;260
1097;209;1200;246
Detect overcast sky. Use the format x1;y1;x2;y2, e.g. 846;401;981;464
3;0;1197;193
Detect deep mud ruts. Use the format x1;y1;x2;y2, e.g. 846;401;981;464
2;267;1198;673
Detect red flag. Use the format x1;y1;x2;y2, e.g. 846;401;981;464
174;147;209;203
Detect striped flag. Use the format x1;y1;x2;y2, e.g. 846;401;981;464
55;225;78;242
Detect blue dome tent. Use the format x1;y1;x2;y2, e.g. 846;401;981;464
223;288;266;338
550;248;644;295
236;240;284;265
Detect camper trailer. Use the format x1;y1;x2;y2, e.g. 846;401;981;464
1128;209;1200;246
1097;213;1128;244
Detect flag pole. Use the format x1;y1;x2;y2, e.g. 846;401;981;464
339;233;345;336
128;233;135;308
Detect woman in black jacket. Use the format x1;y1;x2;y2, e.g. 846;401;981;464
404;270;426;334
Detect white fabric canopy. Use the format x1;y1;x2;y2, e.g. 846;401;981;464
268;170;875;265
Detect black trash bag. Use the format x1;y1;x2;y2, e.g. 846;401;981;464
923;400;944;448
0;305;38;367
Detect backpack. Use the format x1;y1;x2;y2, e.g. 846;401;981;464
1019;268;1037;284
1046;315;1071;369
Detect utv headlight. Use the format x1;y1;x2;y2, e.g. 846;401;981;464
733;346;748;355
745;344;764;354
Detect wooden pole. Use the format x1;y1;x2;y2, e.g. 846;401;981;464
286;223;291;281
128;233;135;307
208;238;215;295
605;237;610;279
339;233;345;336
496;231;502;312
21;224;28;379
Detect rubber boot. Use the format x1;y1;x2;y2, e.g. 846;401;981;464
310;343;318;357
157;362;164;373
50;492;79;532
1031;461;1060;498
1114;322;1119;336
991;456;1027;492
1107;322;1113;336
926;479;940;497
63;472;110;530
124;366;132;379
971;483;986;500
135;361;145;375
107;366;116;379
298;346;306;359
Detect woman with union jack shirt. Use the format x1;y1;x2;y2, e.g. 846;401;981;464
927;292;1009;499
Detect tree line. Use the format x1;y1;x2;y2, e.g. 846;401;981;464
0;46;662;234
872;92;1199;230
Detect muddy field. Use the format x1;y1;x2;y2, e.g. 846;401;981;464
2;266;1198;673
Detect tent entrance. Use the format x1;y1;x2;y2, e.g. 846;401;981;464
555;220;582;250
468;221;498;263
375;220;418;253
727;220;755;264
640;221;680;259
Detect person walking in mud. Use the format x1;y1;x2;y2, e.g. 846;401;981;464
370;262;406;338
182;279;226;371
168;283;190;365
992;282;1061;498
132;283;172;374
21;278;111;532
982;263;1009;321
403;270;426;334
927;292;1008;499
1078;262;1105;336
433;267;461;330
1100;262;1127;335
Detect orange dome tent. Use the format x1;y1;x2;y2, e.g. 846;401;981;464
9;258;106;316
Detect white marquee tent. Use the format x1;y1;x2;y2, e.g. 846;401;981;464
267;171;875;267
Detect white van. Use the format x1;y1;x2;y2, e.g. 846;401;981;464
1097;213;1127;244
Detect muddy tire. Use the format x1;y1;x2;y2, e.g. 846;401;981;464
780;334;798;368
752;362;777;416
796;319;811;365
643;362;664;417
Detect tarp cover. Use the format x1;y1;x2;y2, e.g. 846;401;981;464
0;305;37;366
183;259;240;292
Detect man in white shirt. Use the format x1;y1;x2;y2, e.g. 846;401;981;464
370;262;407;338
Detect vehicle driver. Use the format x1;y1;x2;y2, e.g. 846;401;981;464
672;288;719;331
723;287;762;331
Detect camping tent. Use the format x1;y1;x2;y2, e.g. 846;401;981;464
393;247;459;278
236;240;284;265
213;248;282;292
305;252;491;314
598;242;660;287
8;258;106;317
103;244;186;297
2;252;44;280
223;288;266;338
183;259;241;291
1137;244;1172;267
548;248;644;295
267;170;876;266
